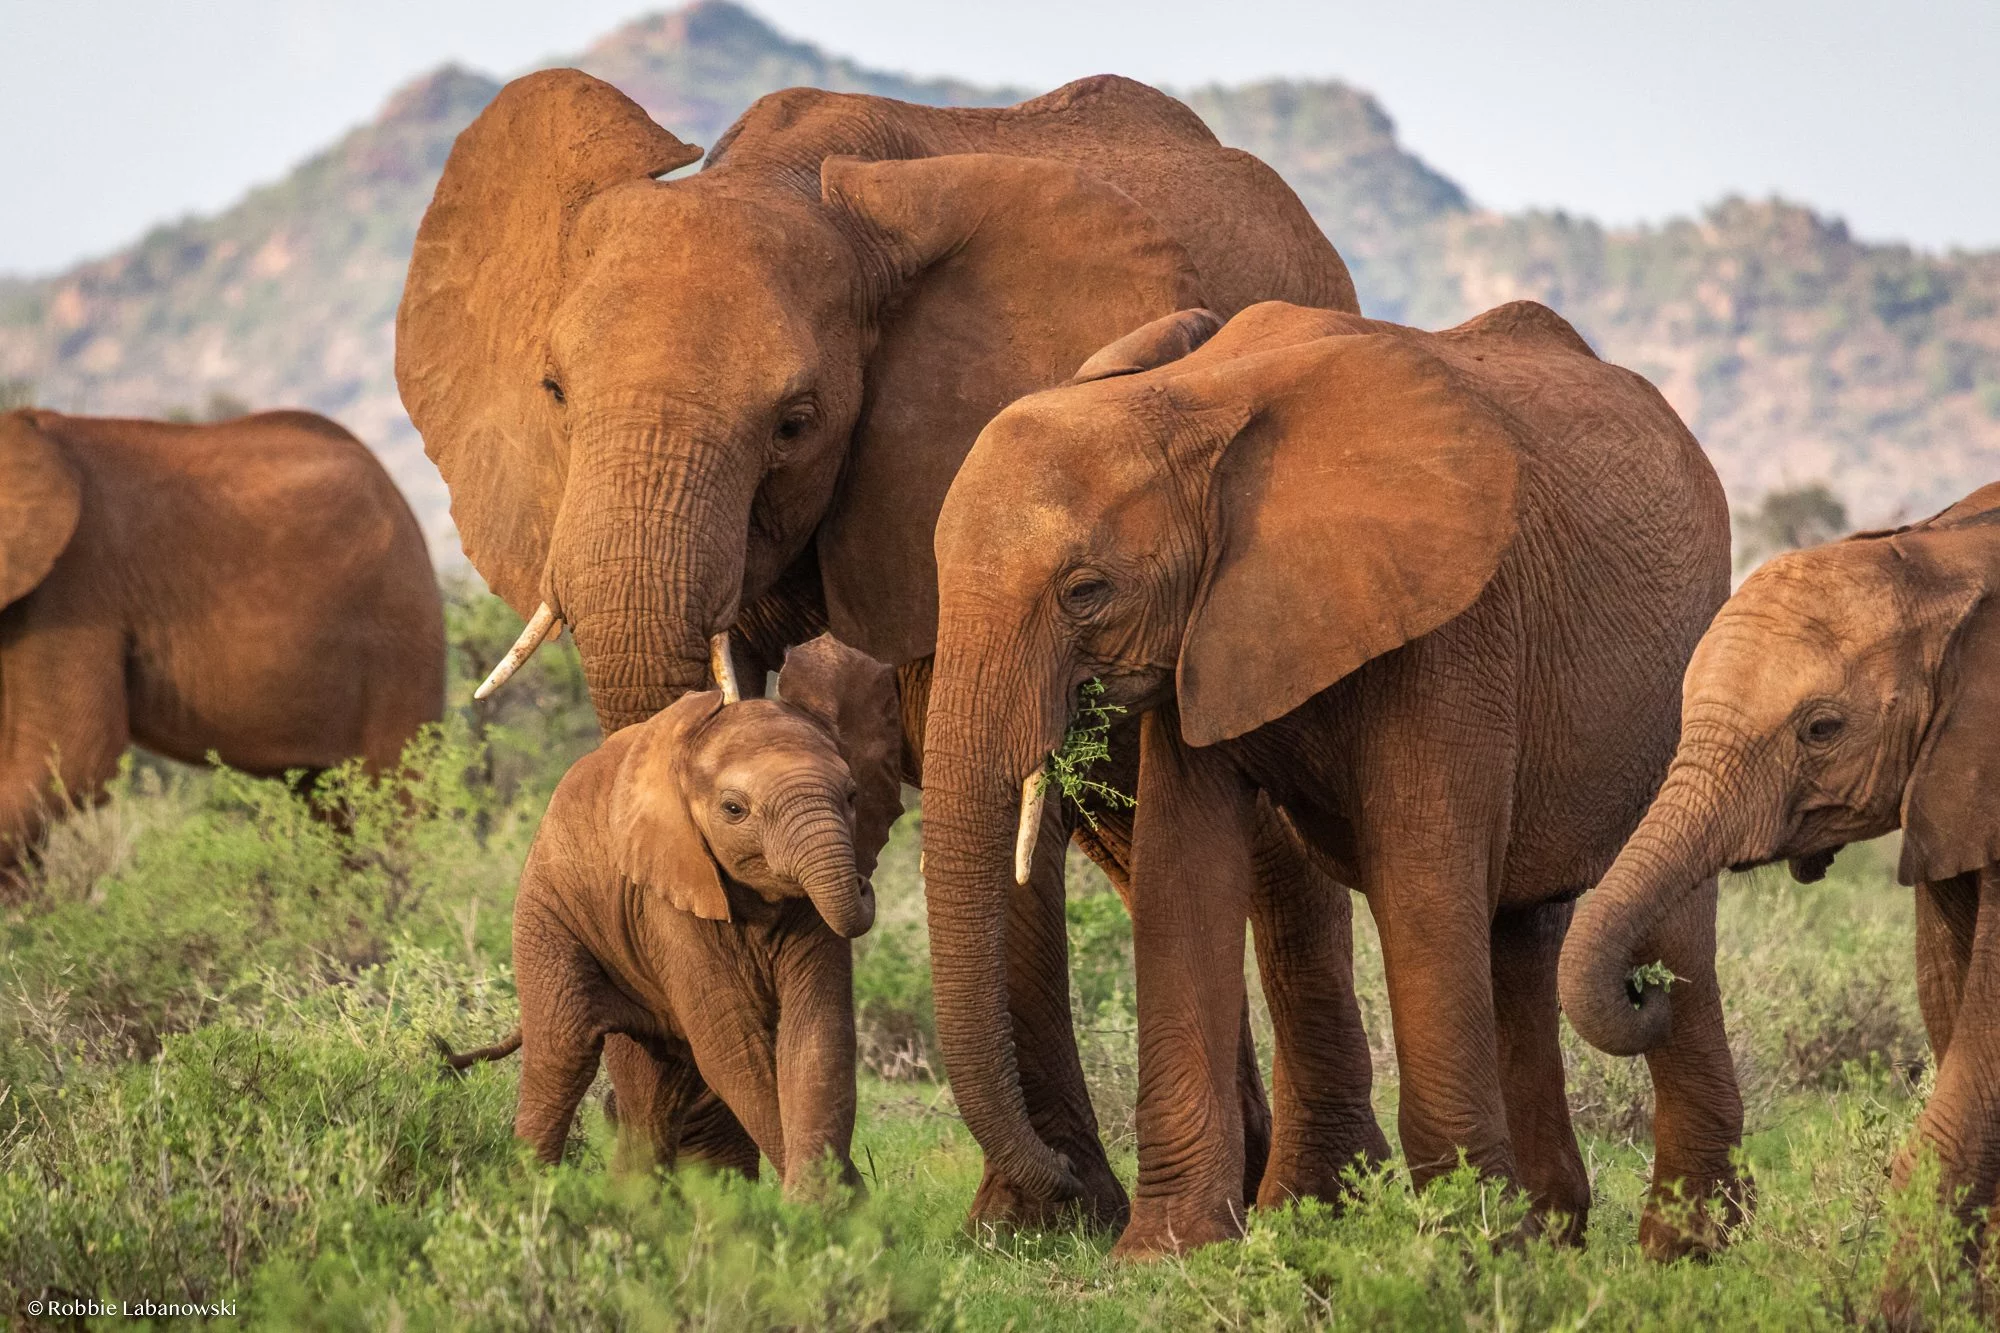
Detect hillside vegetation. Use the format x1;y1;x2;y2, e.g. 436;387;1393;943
3;0;1996;555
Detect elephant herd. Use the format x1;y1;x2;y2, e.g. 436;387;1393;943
5;66;1998;1293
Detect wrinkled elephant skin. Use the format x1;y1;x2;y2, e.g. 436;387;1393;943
921;300;1738;1257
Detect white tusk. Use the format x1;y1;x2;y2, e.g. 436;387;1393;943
473;603;557;701
709;631;741;704
1013;768;1048;886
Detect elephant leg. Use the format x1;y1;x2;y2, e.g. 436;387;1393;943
1115;710;1255;1258
1370;880;1516;1192
510;916;613;1163
674;1093;764;1181
1077;803;1274;1208
1914;871;1981;1061
1884;868;2000;1319
1636;876;1746;1260
774;923;864;1199
516;1022;604;1165
1898;867;2000;1215
1249;803;1388;1209
0;641;129;881
902;659;1127;1233
601;1032;705;1174
1489;900;1589;1243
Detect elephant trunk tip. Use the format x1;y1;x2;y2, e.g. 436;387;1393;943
1558;943;1675;1057
823;879;875;939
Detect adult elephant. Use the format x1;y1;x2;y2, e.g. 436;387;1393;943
921;299;1740;1257
1558;486;2000;1302
0;408;443;870
396;68;1368;1226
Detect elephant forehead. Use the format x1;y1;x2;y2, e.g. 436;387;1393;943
943;395;1161;556
1691;557;1903;717
694;705;842;789
1735;548;1910;657
557;187;851;370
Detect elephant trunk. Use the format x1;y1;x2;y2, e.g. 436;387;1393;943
551;417;757;733
918;644;1081;1204
1559;727;1762;1056
773;789;875;939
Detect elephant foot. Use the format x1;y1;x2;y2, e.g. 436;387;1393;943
1255;1107;1391;1211
1110;1192;1247;1260
965;1150;1129;1236
1638;1172;1752;1261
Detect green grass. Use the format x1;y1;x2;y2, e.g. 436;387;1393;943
0;591;1986;1328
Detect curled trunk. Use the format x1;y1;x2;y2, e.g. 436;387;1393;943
1559;746;1755;1056
776;794;875;939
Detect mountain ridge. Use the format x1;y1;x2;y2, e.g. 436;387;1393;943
3;0;1995;554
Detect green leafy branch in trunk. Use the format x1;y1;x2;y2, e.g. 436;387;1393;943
1039;678;1135;831
1626;959;1681;1007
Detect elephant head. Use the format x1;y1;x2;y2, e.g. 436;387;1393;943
397;70;1205;729
1559;486;2000;1057
1;411;83;613
918;301;1525;1203
611;633;904;938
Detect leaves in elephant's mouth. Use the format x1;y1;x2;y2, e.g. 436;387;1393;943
1040;679;1136;831
1626;959;1681;1006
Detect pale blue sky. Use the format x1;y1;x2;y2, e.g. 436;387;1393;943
2;0;1995;276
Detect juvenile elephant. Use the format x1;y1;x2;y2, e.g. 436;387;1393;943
1559;484;2000;1266
920;300;1737;1257
450;636;905;1194
0;408;443;870
399;66;1364;1226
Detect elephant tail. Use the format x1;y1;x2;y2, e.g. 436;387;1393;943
433;1028;522;1079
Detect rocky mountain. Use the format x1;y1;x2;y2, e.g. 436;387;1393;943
3;0;1996;556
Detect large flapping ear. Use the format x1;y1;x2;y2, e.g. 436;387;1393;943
610;689;732;920
1897;515;2000;885
815;152;1209;667
1175;331;1523;747
777;635;905;877
395;69;702;618
1067;308;1224;385
1;411;83;608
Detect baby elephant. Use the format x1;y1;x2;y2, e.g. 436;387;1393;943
1560;482;2000;1263
453;635;904;1196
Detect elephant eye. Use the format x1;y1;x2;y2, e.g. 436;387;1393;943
774;404;817;445
540;377;566;406
1802;714;1845;744
1060;574;1112;614
719;796;749;821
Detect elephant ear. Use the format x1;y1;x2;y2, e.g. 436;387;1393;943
817;153;1208;667
777;634;905;877
1899;520;2000;885
1067;308;1223;385
1;412;83;609
1175;332;1523;747
395;69;702;617
611;689;732;920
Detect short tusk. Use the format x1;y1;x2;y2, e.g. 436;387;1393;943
709;631;741;704
1013;767;1048;886
473;603;558;701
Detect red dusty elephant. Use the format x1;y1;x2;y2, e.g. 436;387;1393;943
918;300;1738;1257
1;408;443;871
